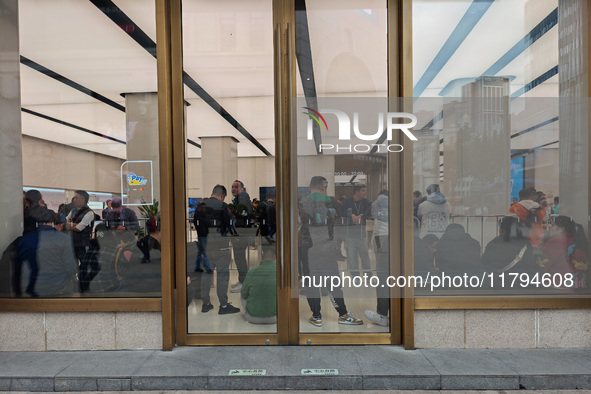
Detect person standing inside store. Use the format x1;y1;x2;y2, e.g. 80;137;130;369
199;185;240;314
193;202;213;273
102;199;112;219
341;184;372;277
300;176;363;327
15;207;78;297
365;189;390;327
66;190;95;291
229;180;253;293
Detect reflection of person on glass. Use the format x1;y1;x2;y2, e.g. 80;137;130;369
365;190;390;327
104;198;139;232
416;184;451;239
199;185;240;315
15;207;77;297
137;216;161;265
537;216;588;288
229;180;253;293
300;176;363;327
66;191;95;276
341;184;372;277
192;202;213;273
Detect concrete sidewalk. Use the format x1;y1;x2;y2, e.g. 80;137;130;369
0;347;590;391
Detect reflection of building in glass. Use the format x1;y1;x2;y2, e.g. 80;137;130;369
558;0;589;227
413;109;441;193
443;77;510;215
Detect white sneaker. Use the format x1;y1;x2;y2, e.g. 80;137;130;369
230;283;242;293
364;310;388;327
230;281;240;289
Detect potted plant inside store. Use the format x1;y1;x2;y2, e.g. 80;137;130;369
137;200;160;238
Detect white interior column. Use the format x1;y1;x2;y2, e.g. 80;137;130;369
124;92;160;204
0;0;23;295
200;136;239;197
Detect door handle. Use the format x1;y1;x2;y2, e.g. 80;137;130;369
274;23;285;290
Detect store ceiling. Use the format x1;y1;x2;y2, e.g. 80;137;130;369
18;0;560;160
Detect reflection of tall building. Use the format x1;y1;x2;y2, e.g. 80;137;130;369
558;0;589;227
443;77;510;215
413;110;441;193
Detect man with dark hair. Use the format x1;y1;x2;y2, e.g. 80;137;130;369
104;198;139;232
66;190;94;257
15;207;78;297
300;176;363;327
231;180;253;217
229;180;254;293
102;199;112;219
341;184;372;277
413;190;426;218
199;185;240;315
552;196;560;214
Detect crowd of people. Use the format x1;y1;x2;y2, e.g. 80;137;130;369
6;180;587;330
4;189;153;297
412;185;589;292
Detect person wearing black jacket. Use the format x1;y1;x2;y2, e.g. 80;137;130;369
198;185;240;315
435;223;483;275
483;216;536;275
341;184;372;277
193;202;212;273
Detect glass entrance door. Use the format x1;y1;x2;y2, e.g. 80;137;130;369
291;0;395;344
180;0;280;344
175;0;399;346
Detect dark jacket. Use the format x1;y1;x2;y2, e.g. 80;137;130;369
435;225;483;274
193;210;210;238
483;236;536;274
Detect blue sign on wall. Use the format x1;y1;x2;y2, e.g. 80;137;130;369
510;157;524;203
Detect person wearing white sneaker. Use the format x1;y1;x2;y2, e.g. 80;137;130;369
364;310;389;327
300;176;363;327
198;185;233;312
366;189;391;327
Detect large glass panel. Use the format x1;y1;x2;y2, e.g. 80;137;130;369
412;0;590;297
0;0;161;298
293;1;390;333
182;0;277;334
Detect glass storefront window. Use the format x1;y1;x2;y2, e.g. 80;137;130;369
412;0;589;297
0;0;161;298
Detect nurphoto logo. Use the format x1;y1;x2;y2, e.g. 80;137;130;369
303;107;418;153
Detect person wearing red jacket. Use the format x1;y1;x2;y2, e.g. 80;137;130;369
537;216;588;289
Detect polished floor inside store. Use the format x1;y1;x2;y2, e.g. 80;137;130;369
186;229;388;335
